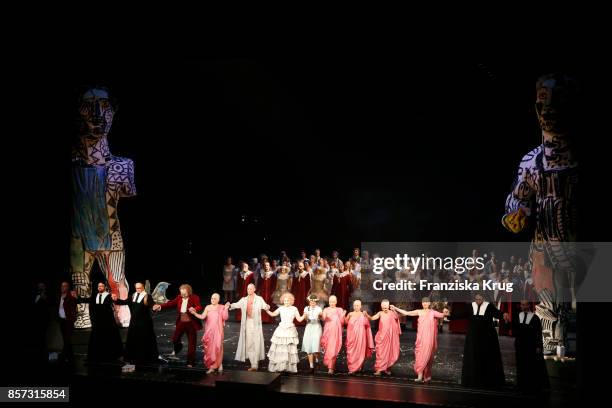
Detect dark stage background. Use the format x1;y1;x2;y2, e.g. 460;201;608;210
12;50;609;403
36;55;608;294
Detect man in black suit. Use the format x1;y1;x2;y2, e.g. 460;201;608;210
76;282;123;362
112;281;159;364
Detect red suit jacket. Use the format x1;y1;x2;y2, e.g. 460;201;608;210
160;294;203;330
60;294;77;323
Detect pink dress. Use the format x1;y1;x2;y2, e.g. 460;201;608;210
374;310;401;372
345;313;374;373
414;310;445;380
320;307;344;370
202;306;229;369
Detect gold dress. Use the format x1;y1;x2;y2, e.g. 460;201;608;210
272;274;292;305
309;270;329;305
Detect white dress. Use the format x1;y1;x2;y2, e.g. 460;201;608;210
301;306;322;354
267;305;300;373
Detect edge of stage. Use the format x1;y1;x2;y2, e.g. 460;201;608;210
36;356;573;407
20;310;585;407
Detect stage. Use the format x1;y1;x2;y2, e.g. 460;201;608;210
34;309;577;406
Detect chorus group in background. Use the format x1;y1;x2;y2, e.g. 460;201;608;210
33;247;548;393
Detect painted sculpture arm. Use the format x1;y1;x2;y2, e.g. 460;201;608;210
502;150;538;233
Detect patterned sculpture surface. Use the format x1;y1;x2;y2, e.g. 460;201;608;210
152;282;170;304
71;87;136;328
502;73;582;352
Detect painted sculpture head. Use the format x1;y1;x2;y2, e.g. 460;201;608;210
535;73;579;134
79;87;115;138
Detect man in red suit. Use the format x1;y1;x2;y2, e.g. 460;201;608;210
153;283;202;367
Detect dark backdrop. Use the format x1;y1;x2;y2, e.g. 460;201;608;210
25;54;608;299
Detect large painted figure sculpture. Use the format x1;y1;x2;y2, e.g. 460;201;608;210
502;73;582;353
71;87;136;328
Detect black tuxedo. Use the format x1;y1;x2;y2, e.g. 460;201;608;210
115;293;159;363
77;292;123;362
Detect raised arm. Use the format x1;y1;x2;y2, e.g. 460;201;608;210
111;293;129;305
266;307;281;317
228;297;245;311
367;311;381;321
432;309;447;319
391;305;419;317
75;296;92;305
344;312;352;325
488;304;507;321
192;295;203;313
190;305;208;320
159;296;179;311
502;150;537;233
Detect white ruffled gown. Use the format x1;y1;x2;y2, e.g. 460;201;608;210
268;305;300;373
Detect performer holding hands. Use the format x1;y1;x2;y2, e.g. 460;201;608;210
320;295;345;374
226;283;269;371
391;298;449;382
302;294;323;373
189;293;229;374
366;299;401;376
345;299;374;374
264;293;305;373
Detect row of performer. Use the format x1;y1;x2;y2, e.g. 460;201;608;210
49;280;549;393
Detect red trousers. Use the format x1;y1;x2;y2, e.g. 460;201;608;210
173;321;197;365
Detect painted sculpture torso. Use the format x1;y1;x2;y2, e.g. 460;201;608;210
503;74;583;352
71;88;136;328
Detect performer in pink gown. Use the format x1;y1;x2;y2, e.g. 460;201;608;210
320;295;345;374
367;299;401;376
345;299;374;374
392;297;450;382
190;293;229;373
